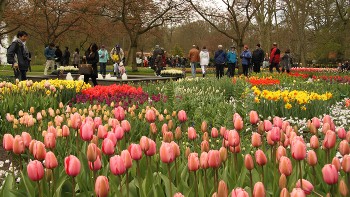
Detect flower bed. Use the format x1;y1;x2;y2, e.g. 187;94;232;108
312;75;350;84
291;67;338;72
248;76;280;86
160;69;184;78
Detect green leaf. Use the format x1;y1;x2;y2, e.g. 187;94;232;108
0;174;16;197
20;171;35;197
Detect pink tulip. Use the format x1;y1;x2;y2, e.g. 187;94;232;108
44;132;56;149
281;121;290;132
33;141;46;161
97;125;107;139
310;135;319;149
121;120;131;133
145;139;156;156
276;146;287;161
337;127;346;139
110;155;126;175
145;109;156;123
95;176;109;197
307;150;317;166
27;160;44;181
200;152;209;169
228;130;240;147
339;140;350;156
201;141;209;152
253;182;265;197
279;156;292;176
160;142;175;163
114;125;124;140
3;134;14;151
311;117;320;128
177;110;187;122
296;179;314;195
211;127;219;138
218;180;228;197
87;143;98;162
220;126;226;137
249;111;259;124
263;120;272;131
173;193;185;197
121;150;133;169
13;135;25;155
79;122;94;141
342;155;350;173
64;155;81;177
322;164;338;185
323;115;331;125
188;153;199;171
21;132;32;148
251;132;262;148
255;149;267;166
347;131;350;143
70;113;82;129
162;123;169;134
170;141;180;158
44;151;58;169
94;117;102;129
231;188;249;197
62;125;70;137
270;127;281;142
322;123;330;134
208;150;221;168
273;116;283;129
244;154;254;171
188;127;197;140
234;117;244;131
102;138;115;155
280;188;290;197
290;188;306;197
89;156;102;171
128;144;142;160
291;137;306;160
323;130;336;149
266;131;275;146
114;106;125;121
331;157;341;171
106;132;117;146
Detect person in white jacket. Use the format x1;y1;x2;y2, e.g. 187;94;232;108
199;46;210;77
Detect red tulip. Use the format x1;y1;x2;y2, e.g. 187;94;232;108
291;137;306;160
249;111;259;124
13;135;25;154
121;120;131;133
263;120;272;131
342;155;350;173
44;132;56;149
110;155;126;175
145;109;156;123
114;106;125;121
102;138;115;155
252;132;262;148
44;151;58;169
33;141;46;161
177;110;187;122
95;176;109;197
80;122;94;141
188;127;197;140
27;160;44;181
208;150;221;168
307;150;317;166
322;164;338;185
21;132;32;148
290;188;305;197
310;135;319;149
228;130;240;147
211;127;219;138
323;130;336;149
338;127;346;139
273;116;283;129
188;153;199;171
145;139;156;156
97;125;107;139
128;144;142;160
89;156;102;171
253;182;265;197
3;134;14;151
339;140;350;156
160;142;175;163
64;155;81;177
255;149;267;166
244;154;254;171
121;150;133;169
279;156;292;176
200;152;209;169
231;188;249;197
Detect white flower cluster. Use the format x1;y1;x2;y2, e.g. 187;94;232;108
57;66;79;71
161;69;183;75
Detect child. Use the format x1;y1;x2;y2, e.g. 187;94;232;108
118;62;126;76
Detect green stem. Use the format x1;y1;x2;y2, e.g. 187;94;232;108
312;166;317;185
299;161;303;189
249;170;253;197
72;177;76;197
52;168;55;196
19;154;22;172
233;152;237;181
204;170;208;197
312;190;324;197
119;175;123;195
261;166;264;183
175;158;179;187
215;168;219;193
136;161;143;197
194;171;198;197
167;163;173;196
126;171;129;197
38;181;42;197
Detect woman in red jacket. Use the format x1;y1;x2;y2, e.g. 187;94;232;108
269;42;281;73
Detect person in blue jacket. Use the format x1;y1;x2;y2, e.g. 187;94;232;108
240;45;252;77
226;46;237;77
214;45;227;79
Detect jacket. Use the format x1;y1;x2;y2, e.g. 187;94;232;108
214;50;227;64
240;50;252;65
55;49;62;62
227;51;237;64
188;48;200;63
86;51;99;77
199;50;210;66
7;39;30;71
252;48;265;63
98;49;109;63
270;47;281;63
280;53;293;70
110;47;124;63
44;47;56;60
73;52;80;65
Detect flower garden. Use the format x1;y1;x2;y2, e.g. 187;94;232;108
1;69;350;197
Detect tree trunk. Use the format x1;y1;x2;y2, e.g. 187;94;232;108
126;35;139;71
237;39;244;75
0;0;7;21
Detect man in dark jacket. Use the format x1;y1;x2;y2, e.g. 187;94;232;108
7;31;30;81
214;45;227;79
63;47;70;66
152;45;164;76
269;42;281;73
55;46;63;69
252;44;265;73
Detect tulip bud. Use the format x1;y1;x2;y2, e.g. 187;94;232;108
244;154;254;171
45;169;53;182
175;126;182;140
201;141;209;153
332;157;341;171
280;188;290;197
219;147;227;162
185;147;191;158
201;121;208;133
339;179;349;197
150;123;157;134
253;182;265;197
168;120;173;130
279;174;287;189
87;143;98;162
342;155;350;173
307;150;317;166
95;176;109;197
217;180;228;197
310;135;319;149
309;124;317;135
339;140;350;156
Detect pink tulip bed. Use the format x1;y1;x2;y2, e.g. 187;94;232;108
1;72;350;197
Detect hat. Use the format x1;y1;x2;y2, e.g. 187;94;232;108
273;42;277;46
256;44;261;47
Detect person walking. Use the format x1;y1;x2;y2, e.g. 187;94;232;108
240;45;252;77
188;45;200;78
63;47;70;66
83;43;99;86
7;31;30;81
280;49;293;73
252;44;264;73
43;43;56;75
152;45;164;76
226;46;237;77
199;46;210;77
98;45;109;77
110;44;124;76
55;46;62;69
269;42;281;73
73;48;80;68
214;45;227;79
